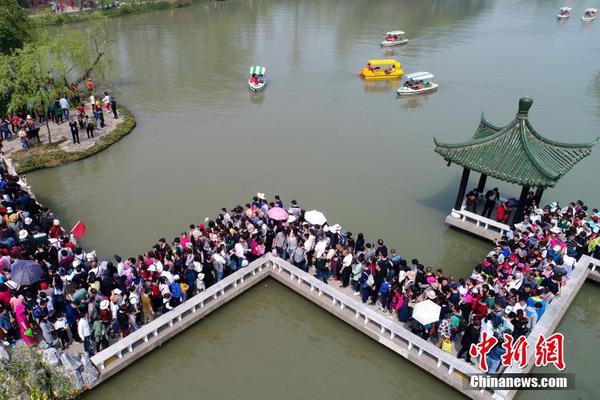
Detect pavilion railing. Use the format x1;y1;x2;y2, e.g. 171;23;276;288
452;207;512;237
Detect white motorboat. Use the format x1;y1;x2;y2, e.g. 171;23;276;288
397;71;438;96
557;7;571;19
380;31;408;47
248;65;266;92
582;8;597;21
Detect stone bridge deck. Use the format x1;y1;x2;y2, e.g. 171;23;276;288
88;253;600;400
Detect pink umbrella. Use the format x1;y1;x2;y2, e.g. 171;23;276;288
268;207;289;221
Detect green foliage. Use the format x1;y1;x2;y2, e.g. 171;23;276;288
0;0;31;55
32;1;188;27
12;106;136;173
0;346;76;400
0;19;112;116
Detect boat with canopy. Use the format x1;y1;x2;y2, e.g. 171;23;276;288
582;8;597;21
557;7;572;19
397;71;438;96
248;65;266;92
359;59;403;80
380;31;408;47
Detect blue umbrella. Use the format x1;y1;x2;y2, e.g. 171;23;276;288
10;259;44;286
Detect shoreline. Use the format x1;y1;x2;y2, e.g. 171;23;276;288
6;106;136;174
32;0;202;27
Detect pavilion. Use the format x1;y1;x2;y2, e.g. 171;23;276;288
434;97;597;236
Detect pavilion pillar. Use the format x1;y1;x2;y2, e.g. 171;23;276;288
454;167;471;210
534;187;544;207
476;173;487;193
513;185;531;224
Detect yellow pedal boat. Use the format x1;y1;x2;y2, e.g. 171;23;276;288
359;59;403;80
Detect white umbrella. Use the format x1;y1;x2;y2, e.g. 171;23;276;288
412;299;441;326
304;210;327;225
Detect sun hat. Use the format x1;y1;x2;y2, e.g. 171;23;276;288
550;226;561;234
193;261;203;273
287;215;297;223
53;219;60;226
24;217;32;225
112;288;122;296
426;290;436;300
18;230;28;240
257;192;266;200
398;270;407;283
6;207;13;214
8;214;18;223
504;305;513;315
100;300;110;310
326;248;336;260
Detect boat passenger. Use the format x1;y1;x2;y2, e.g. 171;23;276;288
384;64;395;74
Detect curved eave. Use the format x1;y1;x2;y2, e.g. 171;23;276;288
525;120;599;148
434;118;518;150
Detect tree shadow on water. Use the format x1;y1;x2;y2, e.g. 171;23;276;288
415;173;462;214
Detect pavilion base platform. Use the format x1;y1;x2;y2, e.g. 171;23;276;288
445;208;512;242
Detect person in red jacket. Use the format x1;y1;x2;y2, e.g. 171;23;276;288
49;219;65;239
471;295;488;320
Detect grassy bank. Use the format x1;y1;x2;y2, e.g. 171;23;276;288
33;0;196;27
9;107;136;174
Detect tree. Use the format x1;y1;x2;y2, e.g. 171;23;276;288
0;19;112;141
0;346;76;399
0;43;55;142
0;0;31;55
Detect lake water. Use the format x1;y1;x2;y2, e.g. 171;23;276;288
31;0;600;398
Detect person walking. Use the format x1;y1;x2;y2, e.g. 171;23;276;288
69;119;80;144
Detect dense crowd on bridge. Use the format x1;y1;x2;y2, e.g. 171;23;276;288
0;173;599;371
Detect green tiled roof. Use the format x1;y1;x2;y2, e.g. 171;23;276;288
434;98;598;188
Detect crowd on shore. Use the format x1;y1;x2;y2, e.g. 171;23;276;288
0;173;599;371
1;79;119;150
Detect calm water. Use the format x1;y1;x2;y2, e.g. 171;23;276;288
31;0;600;398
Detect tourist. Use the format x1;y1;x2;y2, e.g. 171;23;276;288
85;116;95;138
110;96;118;119
17;129;28;150
457;317;481;363
482;188;499;218
78;312;93;355
59;96;70;120
69;118;80;144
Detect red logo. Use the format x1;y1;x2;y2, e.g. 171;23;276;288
468;333;565;371
469;332;498;372
534;333;565;370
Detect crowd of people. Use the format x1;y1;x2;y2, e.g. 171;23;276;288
0;172;598;371
1;79;119;150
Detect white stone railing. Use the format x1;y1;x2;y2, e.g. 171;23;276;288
90;257;270;371
264;254;493;396
491;255;598;400
451;208;512;236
